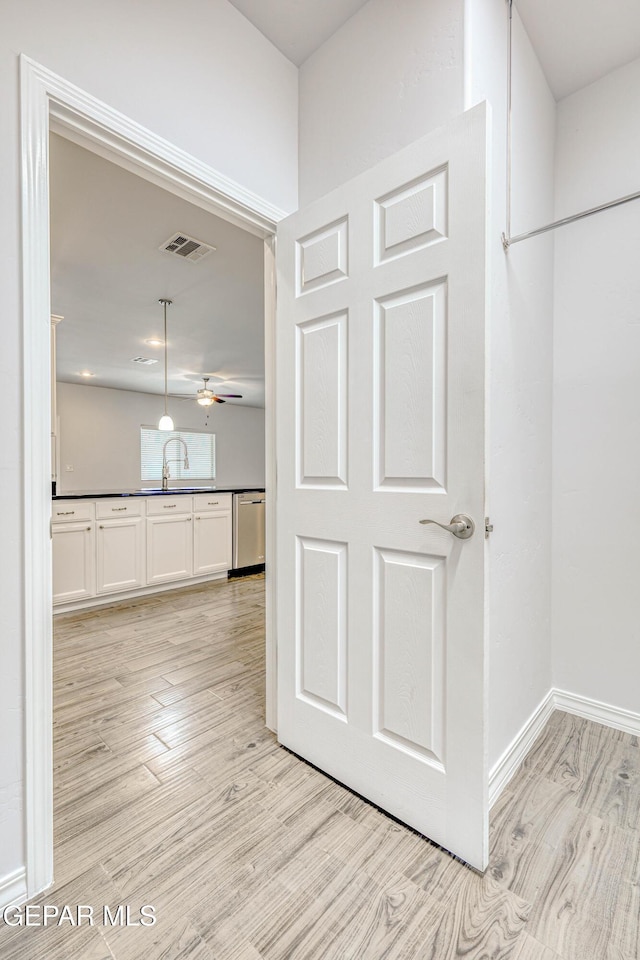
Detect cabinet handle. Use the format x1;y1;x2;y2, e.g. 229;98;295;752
58;510;75;516
111;506;127;512
187;517;192;521
196;516;200;520
86;526;91;531
163;504;177;509
207;501;219;506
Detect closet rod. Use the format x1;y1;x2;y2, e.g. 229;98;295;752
503;190;640;249
501;0;640;251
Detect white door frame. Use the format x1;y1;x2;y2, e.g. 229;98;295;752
20;54;282;899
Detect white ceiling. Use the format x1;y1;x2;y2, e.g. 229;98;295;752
50;134;265;408
227;0;370;65
228;0;640;100
515;0;640;100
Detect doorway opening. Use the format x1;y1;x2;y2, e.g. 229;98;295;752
21;54;278;900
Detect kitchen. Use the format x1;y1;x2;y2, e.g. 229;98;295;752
49;133;267;611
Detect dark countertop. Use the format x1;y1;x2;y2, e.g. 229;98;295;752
53;487;265;501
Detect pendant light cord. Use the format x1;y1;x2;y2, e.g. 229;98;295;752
163;300;168;416
159;298;172;417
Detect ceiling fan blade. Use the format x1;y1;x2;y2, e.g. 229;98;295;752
215;393;243;398
213;396;226;404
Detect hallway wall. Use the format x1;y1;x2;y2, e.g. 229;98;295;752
298;0;465;204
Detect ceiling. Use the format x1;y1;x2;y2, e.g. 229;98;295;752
50;134;265;408
227;0;370;65
516;0;640;100
228;0;640;100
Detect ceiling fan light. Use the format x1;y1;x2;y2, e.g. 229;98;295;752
197;396;214;406
158;413;174;431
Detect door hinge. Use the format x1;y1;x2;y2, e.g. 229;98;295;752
485;517;494;539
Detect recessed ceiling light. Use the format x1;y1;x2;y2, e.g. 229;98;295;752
145;338;164;347
79;371;95;377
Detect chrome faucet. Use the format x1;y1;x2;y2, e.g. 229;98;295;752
162;437;190;490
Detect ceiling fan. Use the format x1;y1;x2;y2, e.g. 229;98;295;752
195;376;243;406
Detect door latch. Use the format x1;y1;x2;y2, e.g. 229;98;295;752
485;517;494;539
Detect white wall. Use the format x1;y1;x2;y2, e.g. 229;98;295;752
467;0;556;769
57;383;265;493
1;0;295;891
298;0;465;204
552;57;640;711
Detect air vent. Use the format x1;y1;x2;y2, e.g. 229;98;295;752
160;232;216;263
131;357;158;365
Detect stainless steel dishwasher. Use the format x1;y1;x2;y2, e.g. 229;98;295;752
232;491;266;571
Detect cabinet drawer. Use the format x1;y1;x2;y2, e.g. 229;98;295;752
51;501;95;522
193;493;232;513
96;499;143;519
145;495;193;516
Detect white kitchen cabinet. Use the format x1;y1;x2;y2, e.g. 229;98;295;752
193;506;232;575
96;516;145;594
52;520;95;604
146;513;193;585
52;492;243;611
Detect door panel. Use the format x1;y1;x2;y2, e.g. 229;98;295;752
297;311;348;488
276;104;488;868
297;535;348;719
374;279;447;491
374;546;446;765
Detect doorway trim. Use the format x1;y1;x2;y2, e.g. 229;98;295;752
20;54;282;899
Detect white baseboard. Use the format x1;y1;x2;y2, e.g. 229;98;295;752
554;688;640;738
0;867;27;910
489;689;556;807
489;687;640;807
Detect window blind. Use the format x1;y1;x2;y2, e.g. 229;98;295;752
140;427;216;481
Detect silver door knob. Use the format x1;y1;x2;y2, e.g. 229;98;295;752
419;514;475;540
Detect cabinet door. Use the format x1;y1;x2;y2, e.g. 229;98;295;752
96;517;145;594
52;521;95;604
193;509;232;575
146;514;193;585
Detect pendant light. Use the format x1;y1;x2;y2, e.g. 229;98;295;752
158;298;174;431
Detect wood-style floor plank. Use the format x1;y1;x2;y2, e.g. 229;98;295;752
2;574;639;960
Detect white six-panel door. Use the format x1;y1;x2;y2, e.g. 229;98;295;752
276;104;488;869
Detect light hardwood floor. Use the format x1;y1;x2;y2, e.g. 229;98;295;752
1;575;638;959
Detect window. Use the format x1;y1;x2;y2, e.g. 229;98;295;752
140;427;216;482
